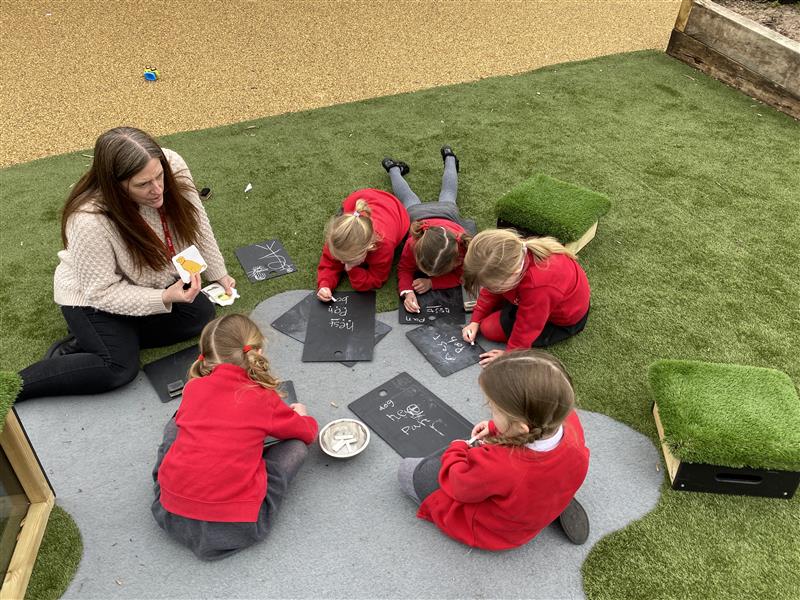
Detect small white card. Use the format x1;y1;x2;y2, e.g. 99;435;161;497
172;245;207;283
201;283;240;306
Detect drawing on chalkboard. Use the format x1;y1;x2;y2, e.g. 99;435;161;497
302;291;376;363
348;372;473;458
235;239;297;283
399;286;466;325
406;320;485;377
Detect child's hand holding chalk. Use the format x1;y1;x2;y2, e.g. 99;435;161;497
403;291;421;313
462;322;479;346
465;420;491;445
317;287;333;302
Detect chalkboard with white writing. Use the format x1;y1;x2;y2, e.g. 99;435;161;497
348;372;473;458
302;291;376;362
406;320;485;377
398;286;466;325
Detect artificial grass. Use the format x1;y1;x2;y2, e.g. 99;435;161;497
0;372;21;431
1;50;799;598
495;173;611;242
651;360;800;471
25;506;82;600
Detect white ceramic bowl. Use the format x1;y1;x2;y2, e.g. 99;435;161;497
319;418;370;458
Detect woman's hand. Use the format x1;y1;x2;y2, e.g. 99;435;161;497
479;349;505;367
412;278;432;294
470;420;491;441
462;322;479;345
290;403;308;416
403;291;420;313
162;273;201;304
317;287;333;302
216;274;236;295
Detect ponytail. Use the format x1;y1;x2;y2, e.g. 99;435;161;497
523;236;576;261
411;221;469;278
189;314;283;394
325;198;377;263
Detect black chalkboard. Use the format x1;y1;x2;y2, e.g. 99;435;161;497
143;345;199;403
276;380;298;404
235;239;297;283
271;292;391;366
406;320;485;377
399;286;466;325
348;372;473;458
270;293;315;343
302;291;376;362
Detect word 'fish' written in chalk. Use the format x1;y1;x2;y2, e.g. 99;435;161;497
382;402;445;437
328;296;354;330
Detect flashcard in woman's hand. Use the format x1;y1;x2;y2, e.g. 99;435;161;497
201;283;240;306
172;245;207;283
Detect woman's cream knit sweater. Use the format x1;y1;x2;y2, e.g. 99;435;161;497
53;149;228;316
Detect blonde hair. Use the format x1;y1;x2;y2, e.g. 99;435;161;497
324;199;377;263
479;349;575;447
409;222;471;277
189;313;282;393
462;228;576;295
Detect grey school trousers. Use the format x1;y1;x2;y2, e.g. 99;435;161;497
151;417;308;560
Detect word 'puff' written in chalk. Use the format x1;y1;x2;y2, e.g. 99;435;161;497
432;332;466;362
381;402;445;437
328;296;354;330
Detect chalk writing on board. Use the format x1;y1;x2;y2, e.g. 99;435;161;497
431;332;466;362
328;296;354;330
382;402;445;437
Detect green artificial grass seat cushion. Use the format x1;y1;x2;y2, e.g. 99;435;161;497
649;360;800;472
25;506;82;600
0;372;21;433
495;173;611;244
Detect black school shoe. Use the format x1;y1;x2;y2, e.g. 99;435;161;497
43;335;83;360
381;157;410;176
440;145;459;172
556;498;590;545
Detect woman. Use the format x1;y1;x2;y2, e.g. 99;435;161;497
18;127;235;400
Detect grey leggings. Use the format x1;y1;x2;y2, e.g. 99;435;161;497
151;417;308;560
388;155;461;223
397;448;446;504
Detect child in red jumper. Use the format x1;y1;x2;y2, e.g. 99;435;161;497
383;146;473;314
398;349;591;550
316;188;410;301
461;229;590;367
151;313;318;560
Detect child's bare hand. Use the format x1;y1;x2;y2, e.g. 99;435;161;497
290;403;308;416
317;287;333;302
479;349;504;367
471;420;491;440
412;278;432;294
403;292;420;313
462;322;479;345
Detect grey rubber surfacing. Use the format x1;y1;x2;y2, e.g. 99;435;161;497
16;290;662;599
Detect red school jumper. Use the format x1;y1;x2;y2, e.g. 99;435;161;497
157;363;319;522
397;218;466;293
471;252;590;350
418;411;589;550
317;188;411;292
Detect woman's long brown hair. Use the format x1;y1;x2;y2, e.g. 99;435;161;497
61;127;200;272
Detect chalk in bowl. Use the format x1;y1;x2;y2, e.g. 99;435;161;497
319;419;370;458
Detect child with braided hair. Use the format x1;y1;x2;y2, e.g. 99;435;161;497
398;349;591;549
151;313;318;560
383;145;473;313
317;189;410;301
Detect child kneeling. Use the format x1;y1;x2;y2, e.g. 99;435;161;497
398;349;590;550
151;314;318;560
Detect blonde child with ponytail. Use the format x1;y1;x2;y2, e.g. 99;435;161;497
461;229;591;366
398;349;591;549
317;188;410;301
151;313;318;560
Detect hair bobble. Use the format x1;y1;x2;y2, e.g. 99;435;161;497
352;210;360;218
197;353;205;361
243;345;253;353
